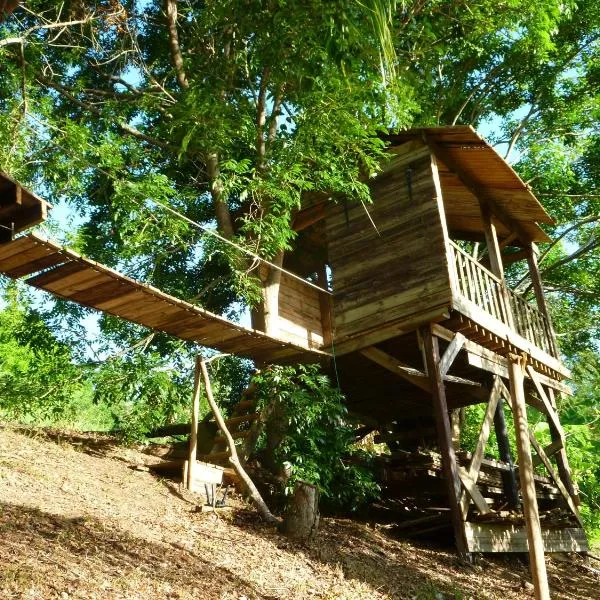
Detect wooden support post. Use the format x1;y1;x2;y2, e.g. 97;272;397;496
493;401;520;510
508;354;550;600
527;244;559;357
421;326;469;559
480;203;505;280
317;265;333;347
546;388;580;506
187;355;202;492
439;332;466;377
526;244;551;323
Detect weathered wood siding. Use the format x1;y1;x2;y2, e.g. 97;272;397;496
326;142;452;347
278;272;325;349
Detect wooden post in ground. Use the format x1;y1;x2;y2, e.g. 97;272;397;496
421;326;469;559
508;354;550;600
546;387;579;506
187;355;202;492
493;401;520;510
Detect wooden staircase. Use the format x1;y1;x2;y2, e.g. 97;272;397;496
198;384;261;466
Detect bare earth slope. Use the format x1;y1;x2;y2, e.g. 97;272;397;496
0;425;597;600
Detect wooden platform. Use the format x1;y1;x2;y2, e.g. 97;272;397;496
0;233;329;364
464;522;588;553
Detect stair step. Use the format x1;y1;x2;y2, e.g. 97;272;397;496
225;412;260;427
213;430;250;444
232;399;256;412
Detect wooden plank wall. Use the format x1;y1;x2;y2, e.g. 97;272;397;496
326;142;452;346
278;271;325;349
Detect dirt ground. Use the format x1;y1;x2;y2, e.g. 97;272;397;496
0;425;598;600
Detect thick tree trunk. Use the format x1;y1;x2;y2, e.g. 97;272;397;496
281;481;320;542
257;250;284;337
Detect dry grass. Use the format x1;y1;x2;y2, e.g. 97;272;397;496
0;425;598;599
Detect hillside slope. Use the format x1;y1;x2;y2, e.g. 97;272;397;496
0;425;597;600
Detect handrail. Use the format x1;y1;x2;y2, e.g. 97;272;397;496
448;241;502;285
448;241;558;358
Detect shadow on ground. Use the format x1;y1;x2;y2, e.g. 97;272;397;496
0;502;275;600
9;426;127;460
231;508;598;600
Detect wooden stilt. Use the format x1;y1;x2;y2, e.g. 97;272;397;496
508;355;550;600
493;401;520;510
421;326;469;559
187;355;202;492
546;388;580;506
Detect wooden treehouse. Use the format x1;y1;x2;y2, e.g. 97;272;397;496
273;126;587;563
0;127;587;578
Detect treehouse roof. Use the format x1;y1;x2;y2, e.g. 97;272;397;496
383;126;553;244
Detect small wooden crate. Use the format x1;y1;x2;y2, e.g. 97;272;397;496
183;459;224;492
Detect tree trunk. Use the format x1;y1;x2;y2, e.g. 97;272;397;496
257;250;284;337
281;481;320;543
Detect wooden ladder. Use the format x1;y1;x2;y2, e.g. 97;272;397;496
199;384;261;465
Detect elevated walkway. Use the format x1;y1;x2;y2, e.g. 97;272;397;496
0;232;328;364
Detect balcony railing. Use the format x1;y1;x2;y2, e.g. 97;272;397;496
448;241;558;358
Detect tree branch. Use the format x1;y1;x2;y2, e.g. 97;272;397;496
35;73;175;150
256;67;270;172
164;0;189;90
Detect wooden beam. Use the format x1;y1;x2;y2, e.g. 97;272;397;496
532;439;563;467
526;366;565;435
360;346;431;392
464;523;588;553
546;388;579;506
292;202;326;232
460;377;502;518
480;202;505;280
502;248;529;266
528;428;582;525
433;321;571;395
499;232;520;250
508;354;550;600
439;332;466;376
526;244;559;357
360;345;483;394
317;266;333;347
422;326;470;558
458;466;491;515
187;355;202;492
525;368;578;503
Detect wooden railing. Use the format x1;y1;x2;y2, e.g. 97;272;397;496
448;241;558;358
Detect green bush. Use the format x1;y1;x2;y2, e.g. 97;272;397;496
252;364;379;512
0;287;87;422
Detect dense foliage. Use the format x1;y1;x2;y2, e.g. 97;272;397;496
253;365;379;511
0;285;89;423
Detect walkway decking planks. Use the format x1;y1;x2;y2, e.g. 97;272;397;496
0;233;328;364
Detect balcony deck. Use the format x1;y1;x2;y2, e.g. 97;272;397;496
447;241;567;378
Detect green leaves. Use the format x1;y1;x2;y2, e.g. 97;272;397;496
253;365;380;511
0;285;85;421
